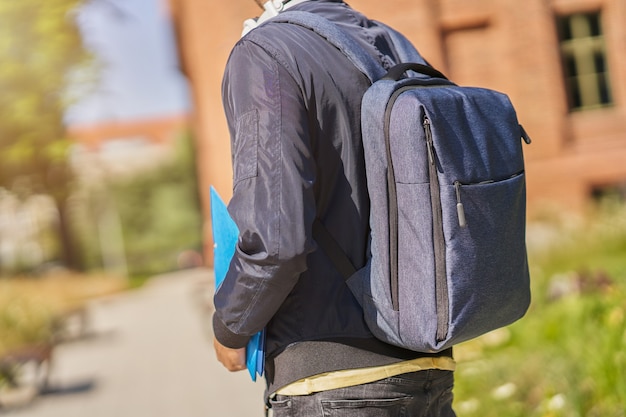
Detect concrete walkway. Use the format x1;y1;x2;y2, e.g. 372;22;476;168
4;268;266;417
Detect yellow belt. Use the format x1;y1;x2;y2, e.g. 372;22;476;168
275;356;456;396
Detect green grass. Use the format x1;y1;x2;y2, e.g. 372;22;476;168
453;201;626;416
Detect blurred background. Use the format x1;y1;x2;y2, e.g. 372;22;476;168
0;0;625;416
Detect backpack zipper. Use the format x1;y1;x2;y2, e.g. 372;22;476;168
383;85;451;339
384;88;405;312
423;117;449;343
454;181;467;228
383;84;444;312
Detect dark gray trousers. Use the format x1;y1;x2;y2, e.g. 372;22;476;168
267;370;456;417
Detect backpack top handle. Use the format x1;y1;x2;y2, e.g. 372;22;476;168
382;62;449;82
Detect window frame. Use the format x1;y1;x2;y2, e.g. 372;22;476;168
556;10;613;112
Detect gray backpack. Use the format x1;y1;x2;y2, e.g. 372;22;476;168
273;11;531;353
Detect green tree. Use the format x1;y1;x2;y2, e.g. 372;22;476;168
109;134;204;277
0;0;94;269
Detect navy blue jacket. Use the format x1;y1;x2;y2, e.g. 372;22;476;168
214;0;447;393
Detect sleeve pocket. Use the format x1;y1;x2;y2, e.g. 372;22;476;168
233;109;259;184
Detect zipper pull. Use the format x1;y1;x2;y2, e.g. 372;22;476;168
520;124;532;144
454;181;467;228
423;118;435;165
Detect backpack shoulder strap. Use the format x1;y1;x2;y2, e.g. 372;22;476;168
312;218;356;280
372;21;428;66
270;10;386;83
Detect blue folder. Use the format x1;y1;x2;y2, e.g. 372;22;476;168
210;187;265;381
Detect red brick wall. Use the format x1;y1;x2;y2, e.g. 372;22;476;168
68;114;189;150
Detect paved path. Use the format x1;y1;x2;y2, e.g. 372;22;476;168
4;268;266;417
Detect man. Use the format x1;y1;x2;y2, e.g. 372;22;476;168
213;1;456;415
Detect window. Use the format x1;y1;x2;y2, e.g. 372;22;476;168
556;12;612;111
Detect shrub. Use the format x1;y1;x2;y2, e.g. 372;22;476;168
0;272;126;357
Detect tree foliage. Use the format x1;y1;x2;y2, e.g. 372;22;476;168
0;0;92;193
108;134;203;277
0;0;94;269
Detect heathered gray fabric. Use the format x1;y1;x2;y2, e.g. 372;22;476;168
361;81;531;352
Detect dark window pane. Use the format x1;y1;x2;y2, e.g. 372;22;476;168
568;78;582;109
594;52;606;73
565;55;577;77
588;14;601;37
556;11;612;111
598;74;612;104
557;16;572;40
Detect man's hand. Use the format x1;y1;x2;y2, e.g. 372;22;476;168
213;338;247;372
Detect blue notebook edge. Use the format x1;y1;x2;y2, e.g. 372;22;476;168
210;186;265;381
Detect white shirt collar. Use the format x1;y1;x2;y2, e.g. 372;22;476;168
242;0;312;37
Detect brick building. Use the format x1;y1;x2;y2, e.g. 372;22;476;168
68;115;189;180
168;0;626;259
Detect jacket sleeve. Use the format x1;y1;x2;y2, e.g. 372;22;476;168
212;38;317;349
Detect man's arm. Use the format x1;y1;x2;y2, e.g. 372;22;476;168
212;38;316;353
